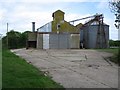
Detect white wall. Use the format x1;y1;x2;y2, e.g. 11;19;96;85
43;34;49;49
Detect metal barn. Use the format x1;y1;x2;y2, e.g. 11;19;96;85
37;33;80;49
35;10;80;49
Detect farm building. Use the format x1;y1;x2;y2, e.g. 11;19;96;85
27;10;80;49
27;10;109;49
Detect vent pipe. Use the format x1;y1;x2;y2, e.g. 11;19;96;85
32;22;35;32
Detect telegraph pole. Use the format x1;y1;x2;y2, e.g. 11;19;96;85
6;23;8;49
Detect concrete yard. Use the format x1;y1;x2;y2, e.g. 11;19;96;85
11;49;118;88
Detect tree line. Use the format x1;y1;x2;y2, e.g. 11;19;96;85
2;30;31;49
109;39;120;47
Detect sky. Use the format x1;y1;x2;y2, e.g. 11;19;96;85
0;0;119;40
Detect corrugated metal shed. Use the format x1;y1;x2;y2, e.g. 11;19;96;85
36;10;80;49
36;33;80;49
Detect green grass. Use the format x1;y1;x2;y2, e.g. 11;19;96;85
2;49;64;88
96;48;118;54
0;57;1;89
96;48;119;64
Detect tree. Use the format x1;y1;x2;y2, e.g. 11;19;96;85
7;30;21;49
109;0;120;29
2;30;30;49
19;31;31;48
109;0;120;65
109;39;120;46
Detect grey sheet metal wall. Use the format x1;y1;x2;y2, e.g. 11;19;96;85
49;34;59;49
49;33;80;49
37;33;80;49
49;33;70;49
59;33;70;49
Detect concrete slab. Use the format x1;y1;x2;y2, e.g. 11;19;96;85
11;49;118;88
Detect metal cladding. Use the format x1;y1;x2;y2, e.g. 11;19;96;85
32;22;35;32
36;33;80;49
49;33;80;49
80;24;109;49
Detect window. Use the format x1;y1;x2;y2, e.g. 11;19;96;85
57;24;60;30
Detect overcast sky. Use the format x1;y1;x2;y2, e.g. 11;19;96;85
0;0;118;40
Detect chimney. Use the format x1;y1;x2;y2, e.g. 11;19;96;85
32;22;35;32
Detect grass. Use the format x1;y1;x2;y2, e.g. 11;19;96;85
96;48;118;54
0;55;1;89
96;48;119;64
2;49;64;89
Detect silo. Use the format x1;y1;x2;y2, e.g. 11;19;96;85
80;22;109;49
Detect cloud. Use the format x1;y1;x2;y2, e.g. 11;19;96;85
0;1;118;40
104;16;118;40
0;9;6;19
96;1;118;40
0;2;54;35
0;5;7;21
0;0;109;3
65;13;92;25
97;1;109;9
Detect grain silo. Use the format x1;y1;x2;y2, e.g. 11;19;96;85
80;21;109;49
